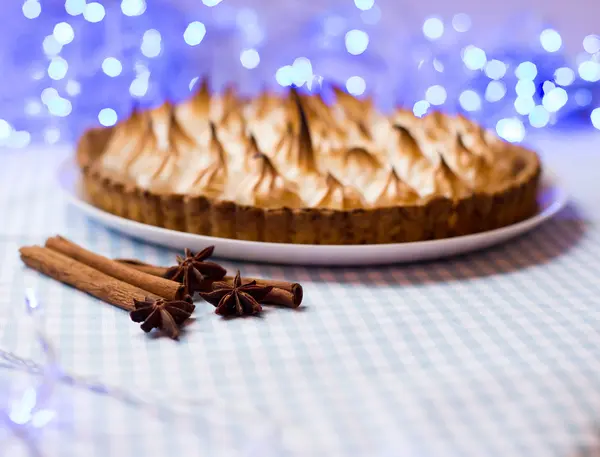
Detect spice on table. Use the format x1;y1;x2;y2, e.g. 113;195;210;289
200;270;273;317
130;296;195;339
163;247;227;296
115;258;304;308
19;246;161;311
46;235;184;301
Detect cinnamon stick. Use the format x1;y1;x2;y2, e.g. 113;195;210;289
46;236;184;301
20;246;160;311
115;259;303;308
115;259;168;277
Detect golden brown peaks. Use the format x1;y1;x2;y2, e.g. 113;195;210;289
311;172;366;210
189;77;211;117
344;147;380;172
434;156;471;198
244;134;261;161
332;84;371;120
149;101;195;151
375;168;419;206
394;124;421;151
291;89;318;173
209;122;226;163
237;152;303;209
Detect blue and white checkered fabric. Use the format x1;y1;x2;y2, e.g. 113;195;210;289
1;133;600;457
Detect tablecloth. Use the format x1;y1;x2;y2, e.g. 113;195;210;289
1;129;599;457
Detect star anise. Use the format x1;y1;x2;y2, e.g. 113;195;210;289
129;295;195;339
199;271;273;317
163;246;227;296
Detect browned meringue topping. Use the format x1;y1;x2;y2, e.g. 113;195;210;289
127;102;199;192
338;147;381;187
235;153;303;209
310;173;365;210
332;84;372;121
433;157;472;199
86;85;539;211
372;167;420;206
187;123;227;197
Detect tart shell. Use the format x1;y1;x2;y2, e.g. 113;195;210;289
79;161;541;245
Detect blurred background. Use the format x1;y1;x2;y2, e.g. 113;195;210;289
1;0;598;148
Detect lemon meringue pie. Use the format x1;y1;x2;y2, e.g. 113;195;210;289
76;84;541;245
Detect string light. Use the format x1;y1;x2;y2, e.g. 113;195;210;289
240;49;260;69
102;57;123;77
452;13;471;33
98;108;118;126
353;0;374;11
345;29;369;55
183;22;207;46
53;22;75;45
591;108;600;130
539;29;562;53
422;17;444;41
22;0;41;19
83;2;106;23
346;76;366;96
583;35;600;54
462;46;487;70
121;0;147;17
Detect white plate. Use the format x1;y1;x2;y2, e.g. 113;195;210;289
58;161;567;266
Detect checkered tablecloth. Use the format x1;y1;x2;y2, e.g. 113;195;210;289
1;130;600;457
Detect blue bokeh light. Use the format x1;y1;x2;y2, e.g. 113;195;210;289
515;80;536;98
542;87;568;112
184;22;207;46
83;2;106;23
354;0;375;11
452;13;471;32
345;29;369;55
591;108;600;130
22;1;41;19
462;46;487;70
514;97;535;115
413;100;430;117
583;35;600;54
515;61;538;80
485;81;506;102
346;76;366;96
422;17;444;41
578;61;600;82
540;29;562;53
496;118;525;142
102;57;123;77
554;67;575;86
459;90;481;111
53;22;75;45
425;85;447;105
240;49;260;69
42;36;62;57
275;65;294;86
65;0;85;16
141;29;162;57
202;0;223;6
48;57;68;80
65;80;81;96
529;105;550;128
98;108;118;126
485;60;507;80
121;0;146;17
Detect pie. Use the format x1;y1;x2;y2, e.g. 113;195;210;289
76;82;541;245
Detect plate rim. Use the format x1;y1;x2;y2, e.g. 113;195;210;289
57;159;568;252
